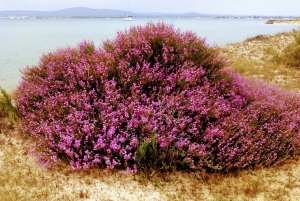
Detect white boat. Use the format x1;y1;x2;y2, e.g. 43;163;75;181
123;15;134;21
123;2;134;21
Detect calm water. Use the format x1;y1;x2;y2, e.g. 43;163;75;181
1;18;300;91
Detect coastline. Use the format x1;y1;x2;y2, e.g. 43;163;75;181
2;18;300;93
266;19;300;24
3;30;300;94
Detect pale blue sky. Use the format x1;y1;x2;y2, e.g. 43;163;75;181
1;0;299;16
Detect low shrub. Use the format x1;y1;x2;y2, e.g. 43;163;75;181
0;87;19;133
280;30;300;68
198;71;300;171
15;22;300;172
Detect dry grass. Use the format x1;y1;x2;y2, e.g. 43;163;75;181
220;30;300;93
1;131;300;200
0;132;167;201
1;30;300;200
266;19;300;24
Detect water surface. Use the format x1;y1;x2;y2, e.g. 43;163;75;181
1;18;299;91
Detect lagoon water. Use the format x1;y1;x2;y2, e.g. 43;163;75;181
1;18;300;91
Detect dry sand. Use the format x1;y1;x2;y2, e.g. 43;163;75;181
2;131;300;200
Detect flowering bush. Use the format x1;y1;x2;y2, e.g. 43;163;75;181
15;22;300;172
198;71;300;171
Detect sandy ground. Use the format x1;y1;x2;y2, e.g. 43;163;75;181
2;124;300;200
0;132;171;201
220;31;300;93
273;20;300;24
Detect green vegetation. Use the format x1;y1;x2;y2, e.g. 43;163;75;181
0;87;19;133
280;30;300;68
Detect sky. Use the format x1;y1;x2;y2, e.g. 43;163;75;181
1;0;299;16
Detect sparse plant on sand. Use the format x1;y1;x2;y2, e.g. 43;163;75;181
0;87;19;133
280;30;300;68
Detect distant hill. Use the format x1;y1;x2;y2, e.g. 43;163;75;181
0;7;209;18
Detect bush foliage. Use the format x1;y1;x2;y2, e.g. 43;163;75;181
0;87;19;133
15;22;300;172
281;30;300;68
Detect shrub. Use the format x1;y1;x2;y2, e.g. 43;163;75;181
16;22;300;172
198;71;300;171
0;87;19;133
280;30;300;68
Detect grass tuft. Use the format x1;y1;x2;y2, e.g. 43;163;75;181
0;87;19;133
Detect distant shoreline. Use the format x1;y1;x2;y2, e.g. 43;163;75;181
266;19;300;24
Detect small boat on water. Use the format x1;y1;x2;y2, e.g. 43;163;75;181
123;2;134;21
123;15;134;21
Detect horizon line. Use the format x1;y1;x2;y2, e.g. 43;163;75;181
0;7;299;17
